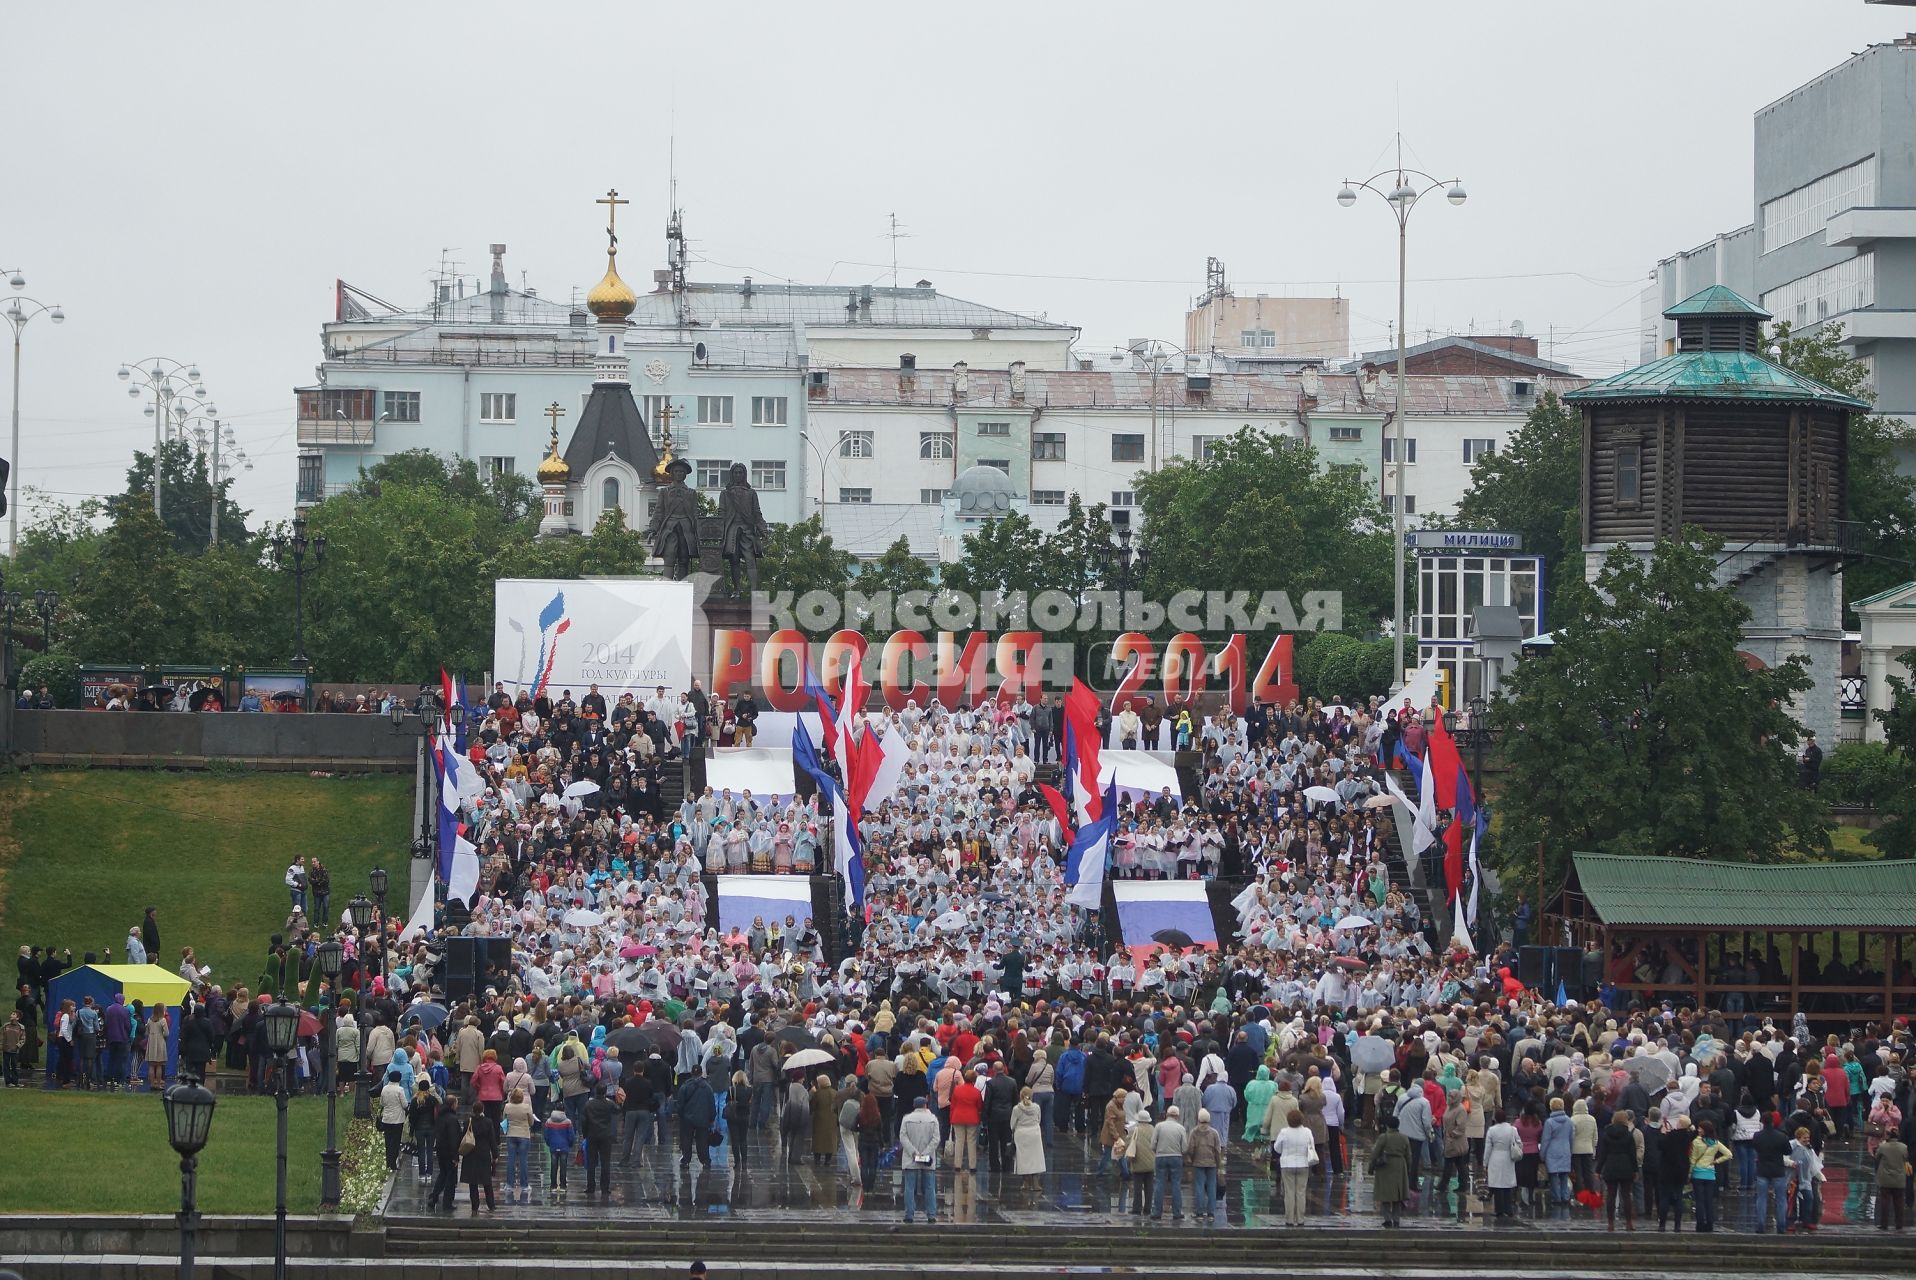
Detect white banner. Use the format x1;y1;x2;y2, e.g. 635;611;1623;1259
493;578;694;699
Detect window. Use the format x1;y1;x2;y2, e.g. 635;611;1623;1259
1615;444;1641;506
1761;254;1875;328
303;388;375;420
839;487;873;504
977;420;1012;437
1382;436;1417;464
1239;329;1276;348
479;392;516;423
1761;156;1875;253
1463;438;1497;463
978;458;1011;474
641;394;673;444
602;476;622;512
1031;489;1066;506
750;460;787;491
750;395;788;427
1110;491;1136;508
919;488;948;505
919;431;954;460
840;430;875;458
1192;435;1220;462
696;395;734;426
296;453;323;503
382;390;420;423
480;455;516;478
696;459;730;490
1327;425;1364;444
1382;494;1417;515
1032;431;1066;461
1111;434;1145;461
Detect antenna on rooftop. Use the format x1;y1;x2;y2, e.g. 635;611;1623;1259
886;213;912;289
432;248;465;319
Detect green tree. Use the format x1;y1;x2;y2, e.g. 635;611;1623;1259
1769;320;1916;624
513;510;653;579
119;437;251;554
1864;653;1916;856
940;511;1048;600
64;503;193;662
1134;429;1393;632
1447;391;1583;624
1494;532;1826;889
758;515;857;610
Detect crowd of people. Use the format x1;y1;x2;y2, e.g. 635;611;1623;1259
13;678;1916;1236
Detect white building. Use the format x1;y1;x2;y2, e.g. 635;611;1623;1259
801;362;1583;557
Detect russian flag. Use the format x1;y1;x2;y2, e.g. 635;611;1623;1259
794;719;864;914
801;663;839;762
1064;780;1119;910
1427;713;1467;904
1062;679;1104;825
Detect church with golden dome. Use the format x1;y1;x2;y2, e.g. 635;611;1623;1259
537;189;665;539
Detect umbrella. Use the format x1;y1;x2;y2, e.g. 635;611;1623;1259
783;1047;834;1071
605;1025;650;1059
1618;1055;1673;1092
637;1019;683;1055
141;684;176;699
619;943;658;959
1364;794;1396;810
771;1025;819;1052
932;911;969;933
1333;915;1376;932
1303;786;1342;807
562;907;604;927
1329;956;1370;972
1351;1036;1397;1073
297;1010;323;1038
563;779;601;799
404;1002;449;1032
188;685;224;711
1151;928;1196;949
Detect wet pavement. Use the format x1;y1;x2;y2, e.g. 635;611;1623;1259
385;1112;1901;1234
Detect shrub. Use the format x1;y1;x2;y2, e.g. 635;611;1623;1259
16;652;81;707
1821;741;1911;808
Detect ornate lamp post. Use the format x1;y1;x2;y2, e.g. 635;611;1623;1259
32;588;58;652
1338;135;1468;686
117;357;206;521
262;997;300;1280
162;1074;217;1280
270;514;326;700
1099;519;1150;594
314;940;343;1210
4;272;65;558
369;867;389;981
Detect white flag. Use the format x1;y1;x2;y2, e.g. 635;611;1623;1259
448;835;481;905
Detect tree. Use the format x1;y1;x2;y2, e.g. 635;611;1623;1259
1769;320;1916;624
64;503;193;662
1864;652;1916;856
514;510;652;580
939;512;1048;600
1494;532;1826;890
119;437;251;554
758;515;857;607
1447;391;1583;625
1134;429;1394;631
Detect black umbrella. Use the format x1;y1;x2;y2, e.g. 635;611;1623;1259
771;1025;819;1053
637;1018;682;1055
605;1024;650;1060
1152;928;1196;949
141;684;176;698
188;685;223;711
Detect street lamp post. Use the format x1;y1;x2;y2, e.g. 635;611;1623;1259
369;867;389;981
1124;338;1188;472
271;514;327;700
162;1074;217;1280
314;940;343;1210
1099;519;1149;594
343;894;377;1120
797;431;851;515
32;588;58;653
117;358;207;522
262;998;300;1280
4;272;66;559
1338;135;1467;687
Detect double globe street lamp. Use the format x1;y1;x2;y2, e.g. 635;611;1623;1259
4;270;66;558
1337;135;1467;686
261;997;301;1280
314;939;344;1211
162;1073;217;1280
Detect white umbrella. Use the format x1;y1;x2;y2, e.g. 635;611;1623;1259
1352;1036;1397;1073
539;793;562;809
1363;794;1396;810
563;780;601;799
932;910;969;932
1333;915;1376;931
783;1047;835;1070
1303;786;1342;807
562;907;604;927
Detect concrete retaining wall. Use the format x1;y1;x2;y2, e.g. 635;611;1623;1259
6;710;420;771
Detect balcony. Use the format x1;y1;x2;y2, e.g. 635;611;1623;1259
297;415;378;445
1824;207;1916;248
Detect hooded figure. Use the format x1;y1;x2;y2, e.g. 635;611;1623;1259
1243;1065;1276;1142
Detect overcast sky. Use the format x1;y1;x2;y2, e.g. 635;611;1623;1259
4;1;1898;529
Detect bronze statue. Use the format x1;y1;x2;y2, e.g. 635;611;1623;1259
647;456;700;580
718;462;770;596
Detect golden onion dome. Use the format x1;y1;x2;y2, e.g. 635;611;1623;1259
586;250;637;321
537;426;571;483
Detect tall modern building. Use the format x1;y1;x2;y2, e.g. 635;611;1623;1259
1644;38;1915;428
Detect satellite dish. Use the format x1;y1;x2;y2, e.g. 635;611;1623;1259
1511;320;1526;337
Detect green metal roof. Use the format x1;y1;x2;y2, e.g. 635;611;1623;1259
1662;285;1770;320
1851;579;1916;609
1565;350;1869;410
1572;852;1916;929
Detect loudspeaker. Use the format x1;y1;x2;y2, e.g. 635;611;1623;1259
443;937;478;1001
1518;945;1552;991
1554;947;1586;998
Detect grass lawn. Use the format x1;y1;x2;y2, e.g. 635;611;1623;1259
0;770;413;989
0;1090;341;1214
1828;823;1885;858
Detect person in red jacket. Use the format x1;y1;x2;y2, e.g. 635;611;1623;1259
472;1047;508;1125
949;1068;985;1173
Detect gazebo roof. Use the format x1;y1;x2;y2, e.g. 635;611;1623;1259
1572;852;1916;929
1565;350;1868;410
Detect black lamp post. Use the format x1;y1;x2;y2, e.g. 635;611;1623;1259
261;997;300;1280
163;1075;217;1280
369;867;389;981
0;588;19;691
270;515;326;704
314;940;343;1210
1099;519;1149;595
31;588;58;652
